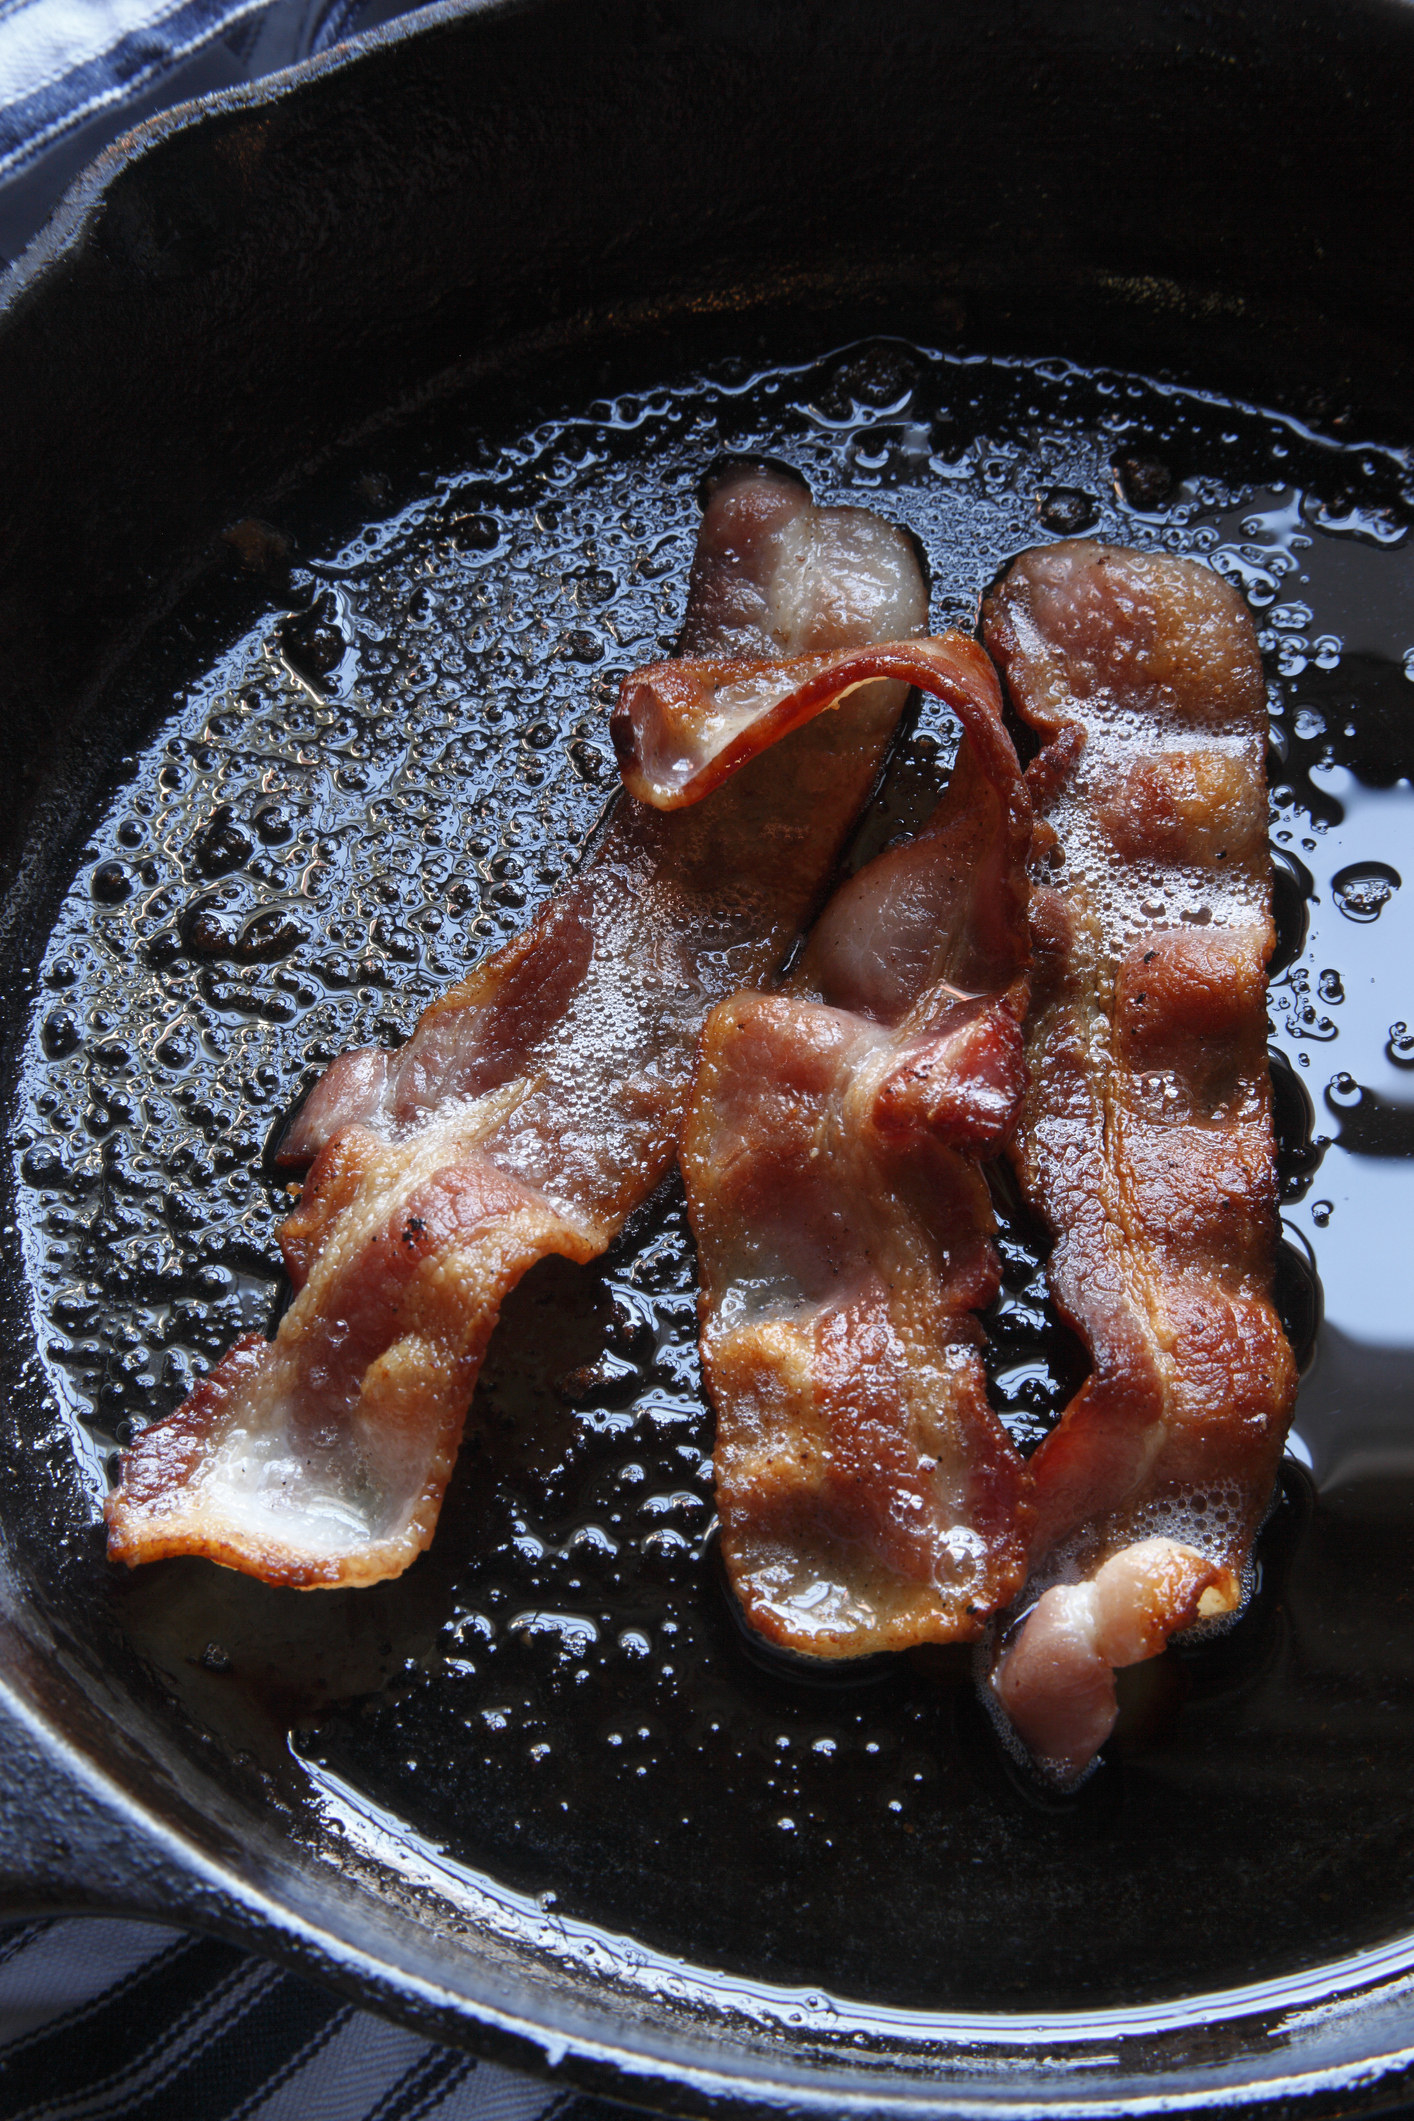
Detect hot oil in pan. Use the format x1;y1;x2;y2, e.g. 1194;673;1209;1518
15;341;1414;2010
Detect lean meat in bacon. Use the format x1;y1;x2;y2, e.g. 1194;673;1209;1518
106;463;927;1587
981;540;1297;1782
673;640;1034;1657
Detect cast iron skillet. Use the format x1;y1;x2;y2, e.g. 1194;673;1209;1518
5;0;1414;2112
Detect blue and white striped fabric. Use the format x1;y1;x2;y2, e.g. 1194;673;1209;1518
0;0;414;263
0;1918;606;2120
0;0;300;181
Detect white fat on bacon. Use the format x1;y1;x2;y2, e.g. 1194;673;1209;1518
106;463;927;1587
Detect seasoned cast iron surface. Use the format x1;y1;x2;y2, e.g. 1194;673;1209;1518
14;338;1414;2012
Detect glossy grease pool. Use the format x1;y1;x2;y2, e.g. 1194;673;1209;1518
15;338;1414;2014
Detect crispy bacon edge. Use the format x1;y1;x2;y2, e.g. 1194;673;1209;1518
613;635;1004;809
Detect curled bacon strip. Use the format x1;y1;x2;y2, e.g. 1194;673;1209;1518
981;541;1297;1780
106;462;927;1587
614;635;1004;809
992;1538;1239;1782
681;641;1035;1657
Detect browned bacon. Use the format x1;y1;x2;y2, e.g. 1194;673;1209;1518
105;463;927;1587
678;643;1034;1657
981;540;1298;1781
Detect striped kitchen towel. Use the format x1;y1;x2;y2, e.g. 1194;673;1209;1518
0;1918;628;2121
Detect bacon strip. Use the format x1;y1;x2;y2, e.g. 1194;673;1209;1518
680;643;1034;1657
106;463;927;1586
981;540;1298;1780
614;635;1004;809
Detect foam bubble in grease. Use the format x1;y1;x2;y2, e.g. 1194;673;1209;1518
1332;861;1401;922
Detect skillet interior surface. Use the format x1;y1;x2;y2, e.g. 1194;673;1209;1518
14;325;1414;2012
5;0;1414;2110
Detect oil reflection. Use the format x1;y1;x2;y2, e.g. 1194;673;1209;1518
1292;1323;1414;1518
